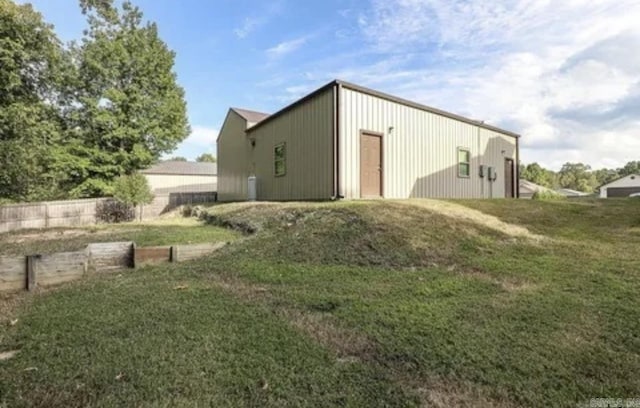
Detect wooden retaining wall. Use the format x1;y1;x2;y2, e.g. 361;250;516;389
0;241;227;292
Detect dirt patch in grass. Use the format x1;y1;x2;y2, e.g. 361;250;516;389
2;227;141;244
457;267;541;293
415;377;517;408
401;200;546;241
208;271;514;408
209;274;375;361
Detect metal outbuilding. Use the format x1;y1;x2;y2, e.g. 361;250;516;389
141;161;217;193
599;174;640;198
217;80;520;201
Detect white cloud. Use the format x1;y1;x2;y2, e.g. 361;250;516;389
186;126;219;146
321;0;640;169
266;37;308;58
233;1;285;39
234;17;261;39
167;126;218;160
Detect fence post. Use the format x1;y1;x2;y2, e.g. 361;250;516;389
170;246;179;263
26;255;38;291
131;243;137;269
44;203;50;228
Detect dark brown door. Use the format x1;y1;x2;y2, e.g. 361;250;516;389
360;132;382;198
504;158;515;198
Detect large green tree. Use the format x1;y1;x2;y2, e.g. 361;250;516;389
520;163;556;188
71;0;190;196
557;163;598;192
0;0;75;201
195;153;216;163
618;161;640;177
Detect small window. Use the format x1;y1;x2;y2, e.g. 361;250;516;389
458;148;471;178
274;143;286;177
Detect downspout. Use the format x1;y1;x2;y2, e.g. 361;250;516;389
332;82;343;200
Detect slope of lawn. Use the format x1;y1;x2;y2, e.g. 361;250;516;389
1;198;639;407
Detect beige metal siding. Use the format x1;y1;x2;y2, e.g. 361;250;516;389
145;174;217;192
217;111;252;201
339;87;517;199
251;88;334;200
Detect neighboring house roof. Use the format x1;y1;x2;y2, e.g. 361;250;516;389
231;107;270;124
519;180;550;194
243;79;520;138
599;174;640;189
555;188;590;197
141;161;217;176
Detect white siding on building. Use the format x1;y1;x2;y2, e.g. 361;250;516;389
145;174;216;192
339;86;518;199
600;174;640;198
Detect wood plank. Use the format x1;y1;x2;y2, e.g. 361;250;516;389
87;242;134;272
175;242;226;261
34;251;87;287
0;256;27;292
134;246;171;267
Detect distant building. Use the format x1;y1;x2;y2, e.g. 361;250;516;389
141;161;217;193
599;174;640;198
519;180;552;199
217;80;520;201
555;188;591;197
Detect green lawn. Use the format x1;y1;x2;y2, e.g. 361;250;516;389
1;199;639;407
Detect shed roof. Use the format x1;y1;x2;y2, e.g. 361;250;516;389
245;79;520;138
599;174;640;189
141;161;217;176
555;188;590;197
231;107;270;124
519;179;550;194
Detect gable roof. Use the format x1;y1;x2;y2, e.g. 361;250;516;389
599;173;640;189
231;107;270;124
245;79;520;138
141;161;217;176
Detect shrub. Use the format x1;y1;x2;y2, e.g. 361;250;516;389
112;173;154;221
96;199;135;223
532;190;565;201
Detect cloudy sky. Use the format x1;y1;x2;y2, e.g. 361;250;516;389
25;0;640;169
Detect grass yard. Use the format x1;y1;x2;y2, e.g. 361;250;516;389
0;217;239;256
1;199;639;407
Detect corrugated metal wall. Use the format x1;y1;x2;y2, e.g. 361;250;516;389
251;88;335;200
217;110;252;201
339;87;517;199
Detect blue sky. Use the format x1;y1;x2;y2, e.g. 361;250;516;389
24;0;640;169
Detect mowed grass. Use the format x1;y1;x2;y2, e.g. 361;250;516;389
0;217;239;256
1;199;639;407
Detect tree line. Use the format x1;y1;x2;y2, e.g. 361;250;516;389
520;161;640;193
0;0;189;203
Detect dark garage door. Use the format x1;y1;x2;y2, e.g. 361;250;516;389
607;187;640;197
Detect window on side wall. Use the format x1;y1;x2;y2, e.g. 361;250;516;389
274;143;286;177
458;148;471;178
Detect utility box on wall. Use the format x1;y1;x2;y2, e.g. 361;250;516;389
247;176;257;201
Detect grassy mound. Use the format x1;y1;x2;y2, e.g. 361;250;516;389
201;201;533;268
